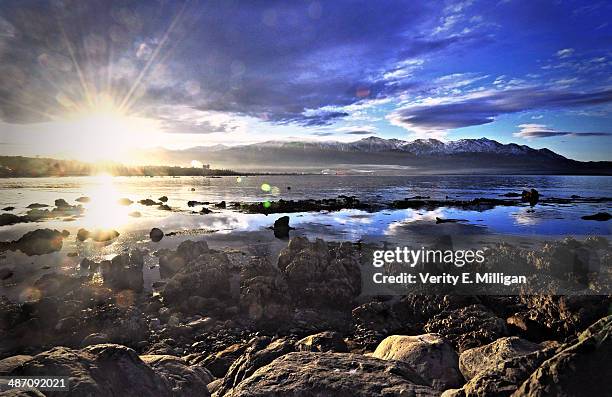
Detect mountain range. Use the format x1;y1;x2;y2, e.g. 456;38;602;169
137;136;610;175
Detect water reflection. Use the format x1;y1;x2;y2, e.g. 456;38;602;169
80;174;130;229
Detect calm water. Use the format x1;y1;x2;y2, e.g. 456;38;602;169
0;174;609;298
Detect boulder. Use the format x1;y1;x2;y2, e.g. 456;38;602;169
158;196;169;202
521;189;539;206
272;216;291;238
277;237;361;309
218;337;295;396
225;351;437;397
0;229;64;256
372;334;463;390
100;251;144;292
459;337;541;380
240;258;290;324
140;355;212;396
5;344;172;396
514;315;612;396
581;212;611;221
150;228;164;242
424;304;508;352
448;347;558;397
295;331;348;353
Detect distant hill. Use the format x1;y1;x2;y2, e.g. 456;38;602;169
146;136;612;175
0;156;243;177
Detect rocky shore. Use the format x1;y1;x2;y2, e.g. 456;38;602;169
0;236;610;396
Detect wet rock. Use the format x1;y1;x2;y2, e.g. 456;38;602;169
581;212;611;221
0;229;64;256
199;343;249;378
139;198;160;206
158;196;169;202
424;304;508;352
158;204;172;211
157;240;210;278
372;334;463;390
521;188;539;206
0;213;27;226
188;200;209;207
61;229;70;237
150;228;164;242
239;196;368;214
140;355;212;396
272;216;291;238
5;344;172;396
225;351;436;397
101;251;144;292
218;337;296;396
296;331;348;353
277;237;361;309
515;315;612;396
459;337;542;380
54;198;70;208
27;203;48;209
77;228;90;241
0;355;33;374
200;207;212;214
2;206;15;211
215;201;226;209
76;228;120;242
75;196;91;203
118;198;133;206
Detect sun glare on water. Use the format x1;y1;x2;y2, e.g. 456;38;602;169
80;173;130;229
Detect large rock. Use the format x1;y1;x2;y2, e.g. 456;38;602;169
100;251;144;292
5;344;172;396
459;337;542;380
424;304;508;352
514;315;612;396
514;295;610;340
225;351;437;397
140;355;212;396
162;248;237;315
239;258;290;324
218;337;295;396
295;331;348;353
277;237;361;308
372;334;463;390
0;229;64;256
157;240;210;278
443;347;558;397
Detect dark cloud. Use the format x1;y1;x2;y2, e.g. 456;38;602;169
311;131;335;137
0;0;463;127
513;124;611;139
390;88;612;132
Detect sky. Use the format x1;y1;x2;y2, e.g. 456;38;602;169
0;0;611;161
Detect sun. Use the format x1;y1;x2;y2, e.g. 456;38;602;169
59;96;162;163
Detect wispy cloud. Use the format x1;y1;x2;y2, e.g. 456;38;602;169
513;123;611;139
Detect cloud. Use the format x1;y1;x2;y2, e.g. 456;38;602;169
344;130;377;135
388;87;612;137
513;123;611;139
556;48;574;58
0;0;472;128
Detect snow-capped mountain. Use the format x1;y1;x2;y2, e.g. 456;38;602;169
240;136;567;159
146;135;609;174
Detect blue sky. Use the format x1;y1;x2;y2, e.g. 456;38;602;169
0;0;611;161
